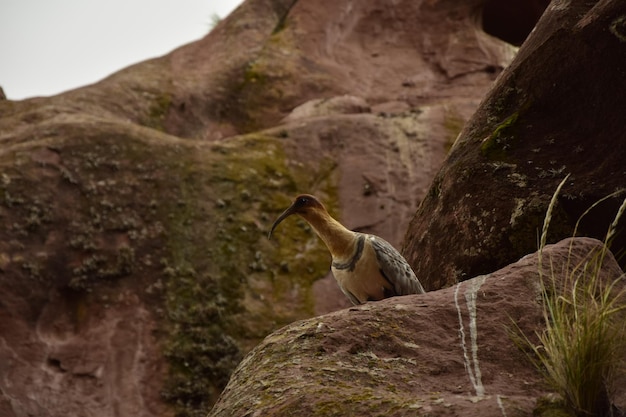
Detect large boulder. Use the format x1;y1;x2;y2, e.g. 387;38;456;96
208;238;626;416
403;0;626;290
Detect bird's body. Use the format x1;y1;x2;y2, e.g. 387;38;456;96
268;194;425;304
331;233;425;304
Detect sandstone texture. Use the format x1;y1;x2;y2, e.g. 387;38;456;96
404;0;626;290
0;0;548;415
208;238;626;416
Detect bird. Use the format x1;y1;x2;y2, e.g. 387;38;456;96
267;194;425;305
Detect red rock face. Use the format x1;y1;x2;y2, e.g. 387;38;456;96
0;0;550;415
404;0;626;290
164;0;540;141
208;238;626;417
0;292;170;417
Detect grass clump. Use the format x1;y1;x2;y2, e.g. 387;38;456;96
521;176;626;416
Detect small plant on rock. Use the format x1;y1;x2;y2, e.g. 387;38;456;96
521;176;626;417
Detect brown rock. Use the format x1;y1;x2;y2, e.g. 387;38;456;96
0;0;548;415
282;95;371;122
163;0;540;140
404;0;626;290
0;289;170;417
208;237;626;416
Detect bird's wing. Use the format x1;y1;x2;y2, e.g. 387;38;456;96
340;286;361;306
368;235;426;295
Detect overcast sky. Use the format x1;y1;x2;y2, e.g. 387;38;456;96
0;0;243;100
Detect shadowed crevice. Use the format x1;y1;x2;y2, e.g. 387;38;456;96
481;0;550;45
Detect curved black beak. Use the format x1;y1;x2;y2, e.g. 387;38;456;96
267;204;297;239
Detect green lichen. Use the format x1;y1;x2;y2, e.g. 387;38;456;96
158;134;338;416
0;139;156;324
155;147;247;416
145;93;172;131
243;63;268;86
69;247;135;289
222;24;297;134
216;61;272;134
480;111;519;160
507;194;571;264
0;127;339;417
212;314;429;416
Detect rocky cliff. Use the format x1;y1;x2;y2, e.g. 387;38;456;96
0;0;559;415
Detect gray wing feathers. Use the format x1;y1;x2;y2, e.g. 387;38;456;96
369;235;426;295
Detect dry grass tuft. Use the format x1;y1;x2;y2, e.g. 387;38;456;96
520;177;626;416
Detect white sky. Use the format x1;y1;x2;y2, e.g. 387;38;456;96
0;0;244;100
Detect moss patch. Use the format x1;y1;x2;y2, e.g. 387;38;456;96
144;92;172;131
0;124;339;417
480;111;519;160
214;17;327;135
156;133;338;416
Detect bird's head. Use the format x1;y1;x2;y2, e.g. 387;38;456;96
268;194;325;239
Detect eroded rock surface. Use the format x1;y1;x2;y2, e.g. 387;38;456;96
209;238;626;416
0;0;548;415
404;0;626;290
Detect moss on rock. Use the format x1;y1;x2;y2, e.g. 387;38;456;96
480;111;519;160
153;133;338;416
0;122;339;417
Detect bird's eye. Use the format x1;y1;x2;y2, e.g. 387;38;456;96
299;197;308;204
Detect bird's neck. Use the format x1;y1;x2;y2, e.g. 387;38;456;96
302;210;357;260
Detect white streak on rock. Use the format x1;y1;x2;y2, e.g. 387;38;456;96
455;274;487;397
497;395;508;417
